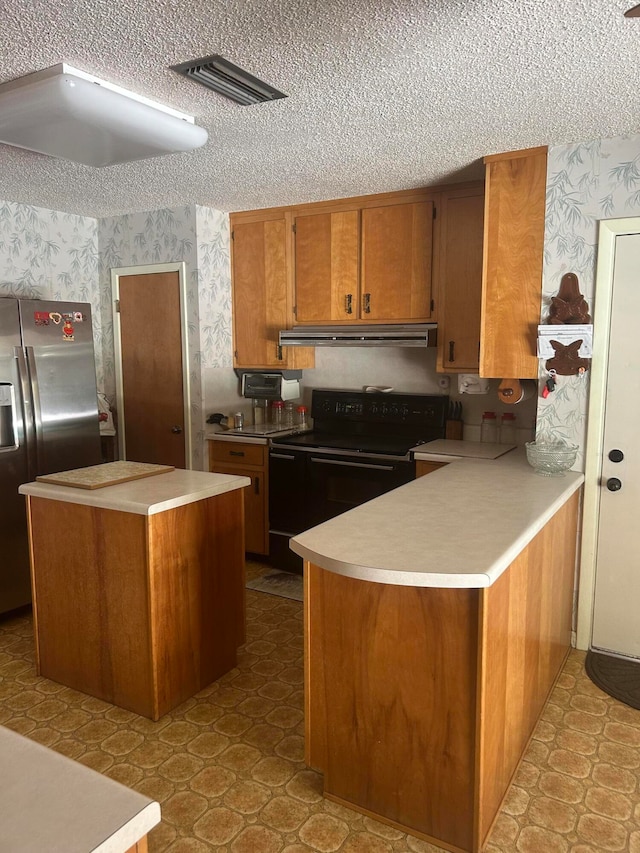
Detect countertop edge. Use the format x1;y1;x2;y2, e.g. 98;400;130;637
94;801;162;853
19;470;251;515
291;451;584;589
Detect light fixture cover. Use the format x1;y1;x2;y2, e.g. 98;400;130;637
0;65;208;167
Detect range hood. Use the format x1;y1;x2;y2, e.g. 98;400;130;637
279;324;437;347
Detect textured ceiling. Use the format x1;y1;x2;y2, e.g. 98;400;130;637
2;0;639;218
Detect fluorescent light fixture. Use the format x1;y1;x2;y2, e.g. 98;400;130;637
0;64;208;167
171;54;287;106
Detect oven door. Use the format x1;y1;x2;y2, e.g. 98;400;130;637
307;451;415;526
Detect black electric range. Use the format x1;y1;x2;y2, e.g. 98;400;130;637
268;389;448;572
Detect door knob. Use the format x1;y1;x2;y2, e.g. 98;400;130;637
171;426;183;434
608;449;624;463
606;477;622;492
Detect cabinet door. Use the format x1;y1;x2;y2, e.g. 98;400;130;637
210;461;267;555
480;147;547;379
232;218;288;368
294;210;360;323
231;218;314;369
437;187;485;372
361;202;434;321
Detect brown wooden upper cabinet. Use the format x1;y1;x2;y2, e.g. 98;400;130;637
436;184;485;372
480;146;548;379
294;199;436;324
230;213;314;369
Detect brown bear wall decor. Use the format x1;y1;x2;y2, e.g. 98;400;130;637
545;339;590;376
547;272;591;324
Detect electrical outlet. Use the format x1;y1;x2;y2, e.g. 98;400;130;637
438;376;451;391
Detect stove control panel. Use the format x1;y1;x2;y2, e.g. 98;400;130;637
312;390;448;427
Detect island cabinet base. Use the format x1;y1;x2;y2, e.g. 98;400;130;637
305;491;580;853
26;489;245;720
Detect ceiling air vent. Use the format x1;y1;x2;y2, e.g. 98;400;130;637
171;54;287;106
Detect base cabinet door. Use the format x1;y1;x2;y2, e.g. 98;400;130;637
210;440;268;555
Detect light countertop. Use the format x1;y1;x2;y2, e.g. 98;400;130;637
19;469;251;516
291;449;583;588
413;438;516;460
206;427;302;445
0;725;160;852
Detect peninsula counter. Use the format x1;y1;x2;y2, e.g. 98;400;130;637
293;450;583;853
19;468;250;720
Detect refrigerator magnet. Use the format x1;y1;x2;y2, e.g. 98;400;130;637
34;311;50;326
49;312;62;325
63;319;74;341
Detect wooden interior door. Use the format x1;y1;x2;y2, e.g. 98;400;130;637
117;270;186;468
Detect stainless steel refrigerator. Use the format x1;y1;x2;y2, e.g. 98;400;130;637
0;298;102;614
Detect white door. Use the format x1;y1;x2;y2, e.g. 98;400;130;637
590;230;640;659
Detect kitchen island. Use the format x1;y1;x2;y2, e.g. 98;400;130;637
293;450;583;853
1;724;160;852
19;467;250;720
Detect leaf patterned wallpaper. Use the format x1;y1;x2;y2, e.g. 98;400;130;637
0;201;231;470
2;131;640;472
539;134;640;469
0;201;101;377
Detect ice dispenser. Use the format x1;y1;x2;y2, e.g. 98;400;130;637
0;383;17;450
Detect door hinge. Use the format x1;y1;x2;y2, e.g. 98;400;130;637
277;344;283;361
433;206;437;220
231;230;234;241
292;223;297;234
234;349;238;360
293;304;297;318
115;299;120;313
430;299;435;313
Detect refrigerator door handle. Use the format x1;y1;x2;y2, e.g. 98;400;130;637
14;347;36;478
24;346;42;476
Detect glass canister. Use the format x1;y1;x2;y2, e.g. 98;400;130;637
500;412;517;444
296;405;309;430
252;398;264;426
271;400;284;429
480;411;498;443
284;400;296;429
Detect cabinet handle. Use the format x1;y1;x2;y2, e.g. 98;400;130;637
254;477;260;495
230;450;245;457
345;293;353;315
363;293;371;314
449;341;455;362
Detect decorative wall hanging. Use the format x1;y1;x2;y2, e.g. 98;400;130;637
538;272;593;377
547;272;591;324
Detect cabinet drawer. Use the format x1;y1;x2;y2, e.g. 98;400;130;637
210;441;266;467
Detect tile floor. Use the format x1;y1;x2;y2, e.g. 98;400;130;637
0;561;639;853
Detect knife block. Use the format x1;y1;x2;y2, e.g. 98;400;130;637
445;419;463;440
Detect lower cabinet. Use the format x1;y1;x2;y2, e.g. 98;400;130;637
209;439;269;555
415;460;448;477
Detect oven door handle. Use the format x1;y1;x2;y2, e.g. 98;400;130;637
270;452;297;460
310;457;395;471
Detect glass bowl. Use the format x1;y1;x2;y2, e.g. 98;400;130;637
525;440;578;477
